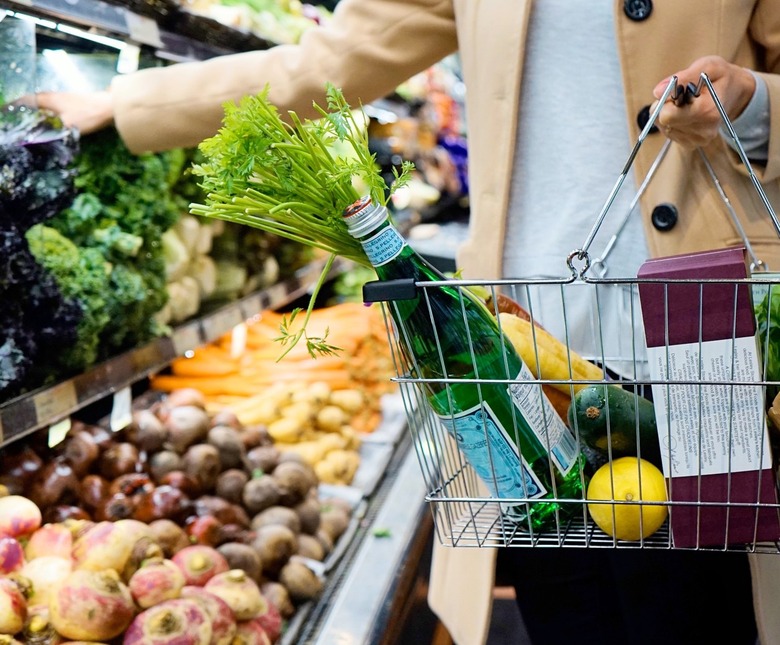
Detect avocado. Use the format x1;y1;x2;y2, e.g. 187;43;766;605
568;384;662;468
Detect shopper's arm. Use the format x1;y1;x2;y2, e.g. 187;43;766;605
35;90;114;134
99;0;455;153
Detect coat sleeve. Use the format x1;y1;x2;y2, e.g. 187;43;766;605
111;0;458;153
749;0;780;182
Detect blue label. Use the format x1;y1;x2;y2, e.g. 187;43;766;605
438;403;547;500
362;227;405;266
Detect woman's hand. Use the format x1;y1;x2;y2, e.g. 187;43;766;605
34;90;114;135
651;55;756;148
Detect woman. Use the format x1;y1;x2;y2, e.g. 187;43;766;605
38;1;780;643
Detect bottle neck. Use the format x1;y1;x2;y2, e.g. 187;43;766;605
344;198;407;269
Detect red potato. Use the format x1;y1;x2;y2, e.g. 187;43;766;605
165;388;207;411
0;537;24;575
165;406;211;453
49;569;134;642
122;599;212;645
232;618;272;645
0;577;27;635
204;570;267;621
133;485;192;524
128;559;186;609
180;586;237;645
76;475;110;513
60;430;99;478
0;495;42;539
172;545;229;587
126;409;168;454
42;506;91;524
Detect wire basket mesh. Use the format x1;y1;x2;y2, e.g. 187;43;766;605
376;276;780;552
368;74;780;552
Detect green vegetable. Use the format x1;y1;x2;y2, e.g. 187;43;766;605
568;384;662;469
25;225;111;372
191;84;412;356
756;285;780;403
49;131;183;355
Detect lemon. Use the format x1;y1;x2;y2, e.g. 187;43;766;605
586;456;668;541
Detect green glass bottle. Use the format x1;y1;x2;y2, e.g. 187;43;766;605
344;197;585;531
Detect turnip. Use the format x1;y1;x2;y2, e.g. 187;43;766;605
0;537;24;575
180;586;237;645
128;559;185;609
71;519;151;574
25;524;73;561
148;519;191;558
21;556;72;607
232;618;271;645
49;569;134;642
122;598;212;645
20;606;62;645
172;545;229;587
253;600;283;644
0;495;42;539
204;570;267;621
0;578;27;635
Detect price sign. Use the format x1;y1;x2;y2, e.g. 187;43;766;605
124;11;163;48
47;417;71;448
110;386;133;433
34;381;77;424
117;43;141;74
230;322;248;358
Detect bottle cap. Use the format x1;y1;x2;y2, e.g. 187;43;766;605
343;196;387;238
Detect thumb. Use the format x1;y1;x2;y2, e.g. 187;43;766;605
653;77;673;100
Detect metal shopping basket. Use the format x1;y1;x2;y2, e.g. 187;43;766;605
366;75;780;553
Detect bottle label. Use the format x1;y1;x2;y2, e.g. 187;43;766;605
438;402;547;500
361;226;406;266
508;364;579;476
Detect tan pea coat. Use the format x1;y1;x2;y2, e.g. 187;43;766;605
110;1;780;643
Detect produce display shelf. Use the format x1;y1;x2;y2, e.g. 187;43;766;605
1;0;273;60
0;257;349;450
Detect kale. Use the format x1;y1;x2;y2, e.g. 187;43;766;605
49;130;184;357
0;107;82;399
0;229;83;400
0;106;78;231
26;225;111;372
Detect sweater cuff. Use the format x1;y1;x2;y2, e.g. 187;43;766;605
721;70;770;162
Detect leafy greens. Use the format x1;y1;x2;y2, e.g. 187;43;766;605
191;84;413;356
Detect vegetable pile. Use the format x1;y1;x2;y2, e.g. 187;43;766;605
0;385;355;641
0;106;82;400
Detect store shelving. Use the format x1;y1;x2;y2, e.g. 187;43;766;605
0;256;350;449
1;0;273;61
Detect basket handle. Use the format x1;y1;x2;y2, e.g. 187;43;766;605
568;73;780;279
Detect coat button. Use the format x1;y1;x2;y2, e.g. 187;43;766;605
651;204;678;231
637;105;659;134
624;0;653;21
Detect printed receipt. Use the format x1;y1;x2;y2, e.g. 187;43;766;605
647;336;771;478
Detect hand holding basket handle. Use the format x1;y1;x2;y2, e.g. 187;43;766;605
649;55;757;148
